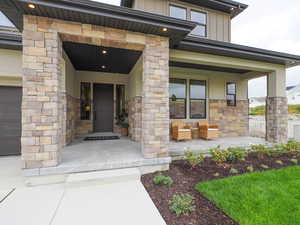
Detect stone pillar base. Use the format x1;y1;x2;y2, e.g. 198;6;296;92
266;97;288;143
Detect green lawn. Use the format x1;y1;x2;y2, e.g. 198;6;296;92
196;166;300;225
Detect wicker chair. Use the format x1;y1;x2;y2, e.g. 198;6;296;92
198;120;219;140
171;120;192;141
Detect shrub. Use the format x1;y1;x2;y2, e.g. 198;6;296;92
229;168;238;174
227;147;247;161
210;146;230;163
153;175;173;187
184;151;204;168
246;165;254;173
290;159;298;164
169;194;196;216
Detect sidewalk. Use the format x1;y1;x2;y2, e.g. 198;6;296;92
0;156;166;225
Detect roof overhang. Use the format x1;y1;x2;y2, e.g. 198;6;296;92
0;0;196;47
176;37;300;68
121;0;248;18
0;27;22;50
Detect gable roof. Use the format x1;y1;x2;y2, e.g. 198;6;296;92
121;0;248;18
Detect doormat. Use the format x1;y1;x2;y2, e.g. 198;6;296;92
84;136;120;141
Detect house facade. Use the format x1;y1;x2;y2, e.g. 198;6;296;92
0;0;300;171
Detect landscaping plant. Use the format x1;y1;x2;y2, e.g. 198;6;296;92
276;141;300;152
227;147;247;161
250;144;272;159
289;158;298;164
261;164;269;169
169;194;196;216
184;151;204;168
209;146;230;163
229;168;238;174
246;165;254;173
153;174;173;187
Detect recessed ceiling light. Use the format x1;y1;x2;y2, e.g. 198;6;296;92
28;3;35;9
101;65;106;69
230;7;235;11
102;50;107;54
162;27;168;32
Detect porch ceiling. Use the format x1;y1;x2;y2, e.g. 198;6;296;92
63;42;142;74
0;0;196;47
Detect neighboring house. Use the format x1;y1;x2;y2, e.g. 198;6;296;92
250;84;300;107
0;0;300;172
287;84;300;105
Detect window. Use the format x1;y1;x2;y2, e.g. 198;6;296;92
116;84;126;117
170;5;187;20
169;78;186;119
226;82;236;106
190;80;206;118
190;10;207;37
80;82;92;120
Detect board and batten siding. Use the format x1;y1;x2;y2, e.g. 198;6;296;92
132;0;231;42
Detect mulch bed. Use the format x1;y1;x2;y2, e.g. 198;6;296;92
141;151;300;225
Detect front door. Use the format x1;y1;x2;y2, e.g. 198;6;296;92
93;83;114;132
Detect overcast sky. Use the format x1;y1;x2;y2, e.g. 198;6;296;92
1;0;299;97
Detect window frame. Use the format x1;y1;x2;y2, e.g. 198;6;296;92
80;82;92;120
169;4;187;20
189;79;207;119
168;3;208;38
226;82;237;107
190;9;207;37
169;78;187;119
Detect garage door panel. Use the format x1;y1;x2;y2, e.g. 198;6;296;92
0;87;22;156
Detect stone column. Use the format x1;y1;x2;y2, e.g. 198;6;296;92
266;70;288;143
22;15;64;169
141;36;169;158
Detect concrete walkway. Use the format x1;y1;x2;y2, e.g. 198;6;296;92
0;157;166;225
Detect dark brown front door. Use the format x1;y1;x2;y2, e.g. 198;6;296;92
0;86;22;156
93;83;114;132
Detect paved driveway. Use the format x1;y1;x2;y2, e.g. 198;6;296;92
0;156;166;225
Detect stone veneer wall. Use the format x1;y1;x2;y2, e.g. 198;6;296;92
209;99;249;137
128;96;142;141
22;16;64;169
266;97;288;143
66;95;80;145
142;37;169;158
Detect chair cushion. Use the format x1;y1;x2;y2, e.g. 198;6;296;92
178;129;191;132
208;128;219;131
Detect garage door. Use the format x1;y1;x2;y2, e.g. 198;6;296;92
0;86;22;156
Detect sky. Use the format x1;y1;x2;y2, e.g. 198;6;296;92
1;0;299;97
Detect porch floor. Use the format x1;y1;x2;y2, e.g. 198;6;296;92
23;135;267;176
24;134;171;176
170;136;267;156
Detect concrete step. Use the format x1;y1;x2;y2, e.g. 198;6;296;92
65;168;141;188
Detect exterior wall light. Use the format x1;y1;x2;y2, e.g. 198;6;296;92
162;28;168;32
28;3;36;9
